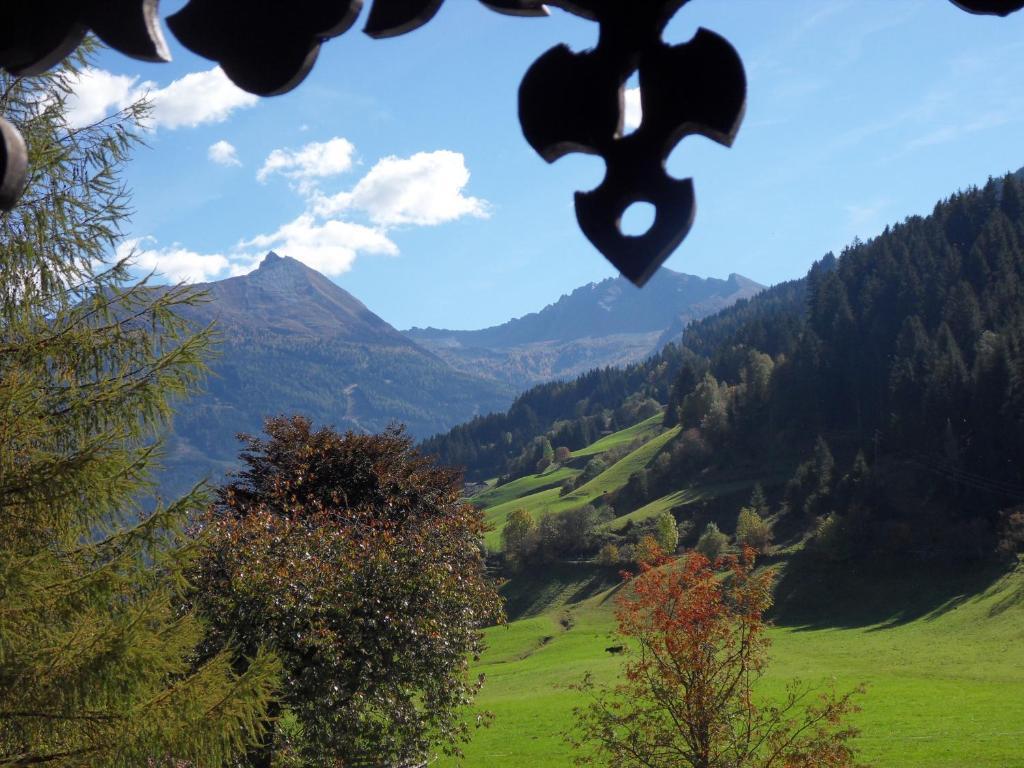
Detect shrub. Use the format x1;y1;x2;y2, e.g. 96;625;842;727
997;506;1024;556
596;543;621;567
735;507;773;553
580;457;608;484
633;535;664;566
569;550;865;768
695;522;729;560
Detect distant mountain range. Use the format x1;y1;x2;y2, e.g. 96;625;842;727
158;254;760;494
405;269;763;389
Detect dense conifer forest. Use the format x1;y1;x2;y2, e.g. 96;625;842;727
424;171;1024;563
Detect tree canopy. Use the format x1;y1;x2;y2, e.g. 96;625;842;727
192;416;504;767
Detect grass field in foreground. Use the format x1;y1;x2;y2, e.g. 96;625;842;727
438;560;1024;768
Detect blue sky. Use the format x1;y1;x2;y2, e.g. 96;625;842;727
76;0;1024;330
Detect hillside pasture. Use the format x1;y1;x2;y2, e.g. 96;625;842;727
440;560;1024;768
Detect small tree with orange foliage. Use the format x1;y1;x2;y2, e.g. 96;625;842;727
569;549;865;768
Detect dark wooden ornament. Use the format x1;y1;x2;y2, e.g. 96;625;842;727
0;0;168;76
365;0;546;39
949;0;1024;15
364;0;445;38
0;118;29;212
520;1;745;285
0;0;1021;281
168;0;363;96
478;1;549;17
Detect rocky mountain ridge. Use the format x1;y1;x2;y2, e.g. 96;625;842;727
405;268;763;388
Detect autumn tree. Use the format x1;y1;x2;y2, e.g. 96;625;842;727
0;45;277;767
570;550;865;768
191;417;503;767
633;534;664;566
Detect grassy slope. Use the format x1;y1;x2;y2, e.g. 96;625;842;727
472;465;578;511
480;426;679;550
441;562;1024;768
601;486;700;530
571;413;665;458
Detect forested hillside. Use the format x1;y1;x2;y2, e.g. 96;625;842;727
425;171;1024;562
420;277;807;482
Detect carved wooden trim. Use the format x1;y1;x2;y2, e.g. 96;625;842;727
1;0;1022;284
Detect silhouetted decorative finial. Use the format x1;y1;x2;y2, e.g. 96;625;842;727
1;0;1022;284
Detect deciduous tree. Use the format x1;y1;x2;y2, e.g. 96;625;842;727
736;507;773;553
655;511;680;554
695;521;729;559
570;550;865;768
192;417;503;767
503;507;538;568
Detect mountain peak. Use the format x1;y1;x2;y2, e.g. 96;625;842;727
192;252;409;345
256;250;304;272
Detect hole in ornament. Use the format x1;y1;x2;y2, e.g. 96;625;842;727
662;9;701;47
620;201;656;236
666;133;727;180
622;71;641;136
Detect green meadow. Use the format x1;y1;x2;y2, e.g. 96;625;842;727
570;413;665;458
449;419;1024;767
438;560;1024;768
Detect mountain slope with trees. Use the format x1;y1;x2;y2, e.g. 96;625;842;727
427;168;1024;565
160;253;515;494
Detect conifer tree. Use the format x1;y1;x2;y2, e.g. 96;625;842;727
748;483;769;517
0;47;277;767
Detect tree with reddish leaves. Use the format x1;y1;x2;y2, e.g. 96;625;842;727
569;549;865;768
191;416;503;768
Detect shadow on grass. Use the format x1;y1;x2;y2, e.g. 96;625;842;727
771;549;1017;631
500;561;621;621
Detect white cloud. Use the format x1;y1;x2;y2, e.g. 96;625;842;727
904;111;1011;152
121;144;487;282
624;87;642;132
257;137;356;187
118;238;230;283
148;68;259;129
208;140;241;167
239;213;398;276
64;66;257;130
64;67;142;128
313;150;488;226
